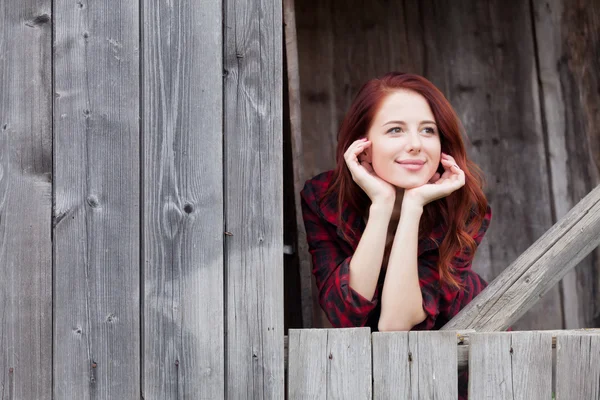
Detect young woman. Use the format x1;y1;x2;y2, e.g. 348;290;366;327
300;72;491;333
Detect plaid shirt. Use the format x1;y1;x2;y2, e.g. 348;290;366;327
300;170;492;331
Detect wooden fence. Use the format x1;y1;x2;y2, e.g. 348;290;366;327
287;328;600;399
1;0;282;398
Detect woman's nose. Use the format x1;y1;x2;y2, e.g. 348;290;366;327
407;132;422;152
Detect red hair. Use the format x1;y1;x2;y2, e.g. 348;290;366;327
322;72;488;289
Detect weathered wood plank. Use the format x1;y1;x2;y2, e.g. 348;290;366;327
411;331;457;399
288;328;371;399
223;0;284;398
372;332;411;399
0;1;52;398
373;331;457;399
532;0;600;329
287;329;328;399
469;332;552;399
443;183;600;332
284;0;313;328
422;0;563;331
53;0;140;398
327;328;372;399
141;0;223;398
555;333;600;399
295;0;336;329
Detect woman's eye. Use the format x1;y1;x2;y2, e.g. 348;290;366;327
388;127;402;134
422;127;436;134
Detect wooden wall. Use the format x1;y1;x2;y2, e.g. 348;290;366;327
293;0;600;330
0;0;282;398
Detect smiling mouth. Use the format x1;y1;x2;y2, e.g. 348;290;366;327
397;161;425;171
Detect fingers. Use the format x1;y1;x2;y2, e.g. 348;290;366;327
439;153;465;186
344;138;371;167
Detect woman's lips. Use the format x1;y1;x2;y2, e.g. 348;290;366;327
397;161;425;171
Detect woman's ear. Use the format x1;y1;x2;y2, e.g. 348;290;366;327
364;147;372;163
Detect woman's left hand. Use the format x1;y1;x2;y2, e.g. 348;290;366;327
403;153;465;208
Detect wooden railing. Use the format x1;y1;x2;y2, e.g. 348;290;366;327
286;328;600;399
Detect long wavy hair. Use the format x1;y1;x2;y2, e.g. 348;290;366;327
322;72;488;289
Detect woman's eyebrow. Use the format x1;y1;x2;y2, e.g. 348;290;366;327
382;120;437;127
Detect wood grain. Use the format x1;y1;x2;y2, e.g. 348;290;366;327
288;328;371;399
142;0;224;398
53;0;140;397
224;0;284;398
532;0;600;329
0;0;52;398
373;331;457;399
469;332;552;399
555;333;600;399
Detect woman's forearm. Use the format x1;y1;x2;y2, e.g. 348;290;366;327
378;202;427;331
348;202;393;301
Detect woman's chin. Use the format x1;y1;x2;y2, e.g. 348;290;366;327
388;179;430;190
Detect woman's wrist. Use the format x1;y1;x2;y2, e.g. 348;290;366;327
401;196;424;214
369;200;394;217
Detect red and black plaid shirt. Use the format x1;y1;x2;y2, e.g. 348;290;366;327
300;170;492;331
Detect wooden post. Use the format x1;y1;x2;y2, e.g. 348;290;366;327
442;184;600;332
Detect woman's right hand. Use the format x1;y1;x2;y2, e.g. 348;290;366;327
344;138;396;205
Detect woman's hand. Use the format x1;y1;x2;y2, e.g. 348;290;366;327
403;153;465;208
344;138;396;205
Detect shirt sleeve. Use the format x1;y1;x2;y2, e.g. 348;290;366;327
300;187;378;328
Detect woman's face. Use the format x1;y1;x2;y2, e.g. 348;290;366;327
364;90;442;189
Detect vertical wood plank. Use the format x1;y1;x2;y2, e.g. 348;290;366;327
372;332;411;400
53;0;140;398
287;329;328;399
284;0;313;328
142;0;223;399
411;331;458;399
373;331;457;399
0;0;52;398
469;332;552;399
327;328;372;399
556;334;600;400
224;0;284;398
532;0;600;329
469;333;512;399
421;0;563;330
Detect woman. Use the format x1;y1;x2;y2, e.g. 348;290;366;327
300;72;491;397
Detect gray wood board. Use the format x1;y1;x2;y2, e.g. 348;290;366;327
373;331;457;400
469;332;552;399
288;328;371;399
141;0;224;398
0;0;52;398
442;184;600;332
224;0;284;398
555;333;600;399
532;0;600;329
53;0;140;397
284;0;314;328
